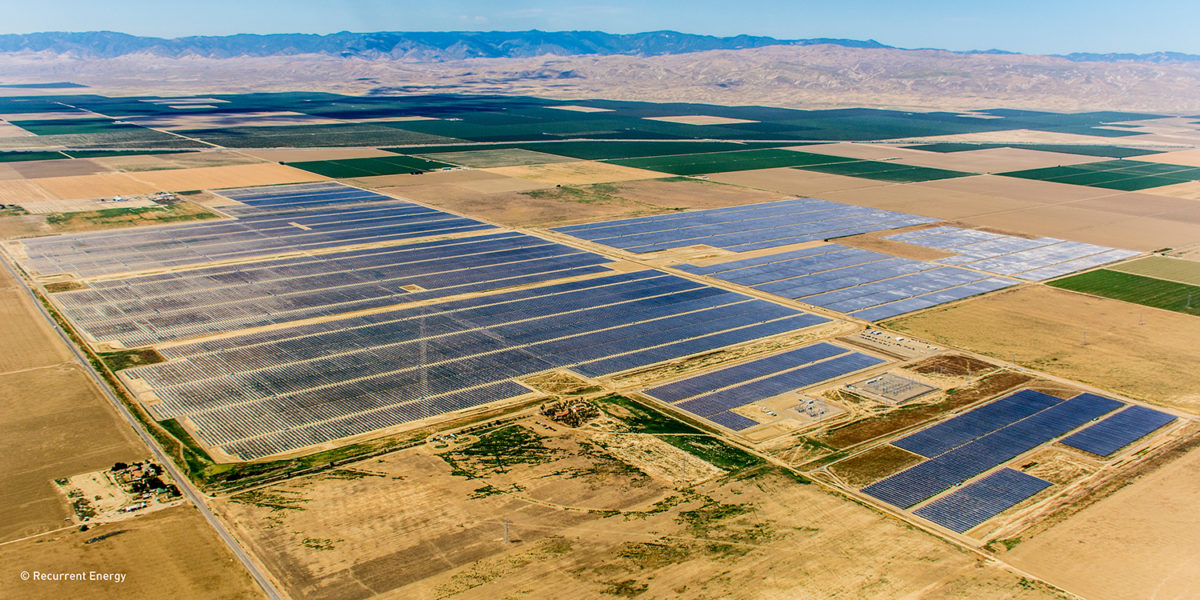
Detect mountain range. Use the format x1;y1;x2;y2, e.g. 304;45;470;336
0;30;1195;64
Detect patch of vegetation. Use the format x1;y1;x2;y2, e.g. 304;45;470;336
601;579;649;598
677;499;754;536
97;347;165;371
43;280;87;293
44;202;218;231
594;394;701;435
301;537;338;550
828;444;925;487
0;205;29;216
523;182;623;205
468;483;524;499
595;395;764;473
659;435;764;472
321;468;383;480
439;424;564;479
616;541;692;569
571;439;650;482
229;489;308;511
1049;269;1200;317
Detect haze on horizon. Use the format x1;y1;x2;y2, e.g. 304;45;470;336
0;0;1197;56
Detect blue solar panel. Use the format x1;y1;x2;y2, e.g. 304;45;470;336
863;393;1122;508
1060;405;1177;457
913;468;1052;533
893;390;1065;458
675;352;884;417
644;342;851;403
707;411;759;431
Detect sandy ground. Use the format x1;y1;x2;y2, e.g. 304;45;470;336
1138;147;1200;167
0;272;145;541
483;161;664;185
30;172;159;200
371;177;792;228
126;163;326;191
237;147;394;162
1007;445;1200;600
889;147;1101;173
0;505;264;600
0;179;58;204
0;121;35;137
886;285;1200;412
216;417;1062;600
1146;180;1200;200
644;115;757;125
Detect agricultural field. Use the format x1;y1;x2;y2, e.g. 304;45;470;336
1;90;1198;600
885;285;1200;412
1048;269;1200;316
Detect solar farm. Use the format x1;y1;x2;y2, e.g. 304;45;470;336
2;89;1199;600
861;389;1179;533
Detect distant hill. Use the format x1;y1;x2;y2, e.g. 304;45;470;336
0;30;1193;64
0;30;892;61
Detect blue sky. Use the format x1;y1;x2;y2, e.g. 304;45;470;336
0;0;1196;55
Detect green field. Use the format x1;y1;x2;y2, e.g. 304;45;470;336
1049;269;1200;317
0;151;71;162
285;154;456;177
605;148;856;176
793;159;974;182
178;123;460;148
410;148;577;168
391;140;801;161
1000;159;1200;191
8;118;144;135
903;142;1163;158
1110;256;1200;286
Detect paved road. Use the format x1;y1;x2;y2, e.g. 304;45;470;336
1;258;286;600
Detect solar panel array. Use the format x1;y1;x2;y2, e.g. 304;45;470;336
892;389;1065;458
1060;405;1177;457
863;391;1123;508
642;342;885;430
53;231;612;347
680;244;1018;321
123;271;829;459
19;183;495;278
885;226;1140;281
913;468;1052;533
553;198;937;253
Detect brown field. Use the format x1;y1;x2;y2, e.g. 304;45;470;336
0;505;264;600
386;177;791;228
890;147;1099;173
0;269;144;541
1109;255;1200;285
900;129;1143;145
0;213;49;238
346;168;514;189
886;286;1200;412
0;179;57;204
820;175;1199;250
483;160;663;185
9;158;110;179
0;121;35;137
18;196;160;215
216;417;1062;600
1007;444;1200;600
92;150;265;172
836;228;958;260
413;148;576;168
238;147;394;162
643;115;757;125
547;105;612;112
1146;179;1200;200
795;142;914;160
30;172;159;200
127;163;326;191
828;444;924;487
1137;147;1200;167
706;166;892;196
40;201;220;234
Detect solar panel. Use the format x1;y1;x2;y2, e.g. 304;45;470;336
893;389;1065;458
913;468;1052;533
706;411;759;431
643;342;850;403
863;392;1122;508
1060;405;1177;457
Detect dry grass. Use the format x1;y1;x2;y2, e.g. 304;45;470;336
127;163;325;191
829;444;925;487
483;160;663;185
886;285;1200;412
1007;441;1200;600
0;505;265;599
31;172;158;200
